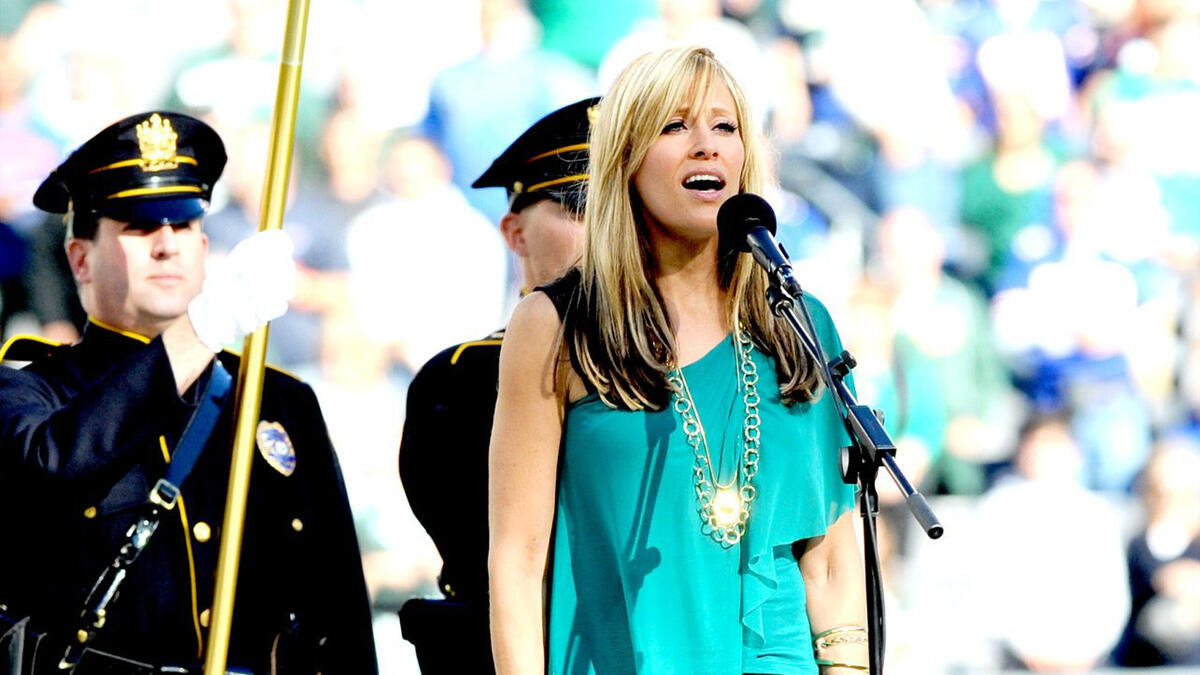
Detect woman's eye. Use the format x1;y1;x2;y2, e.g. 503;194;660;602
715;122;738;133
662;120;686;133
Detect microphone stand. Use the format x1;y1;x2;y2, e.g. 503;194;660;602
763;284;944;675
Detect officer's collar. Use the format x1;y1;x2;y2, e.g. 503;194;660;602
80;317;157;366
82;317;220;406
85;316;153;344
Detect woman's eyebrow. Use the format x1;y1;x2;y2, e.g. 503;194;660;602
672;104;736;118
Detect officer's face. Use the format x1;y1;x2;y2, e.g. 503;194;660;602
69;216;208;335
505;199;584;287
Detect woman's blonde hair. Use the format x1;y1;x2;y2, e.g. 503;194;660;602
564;46;820;410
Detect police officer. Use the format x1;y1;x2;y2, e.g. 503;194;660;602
0;112;376;674
397;97;598;672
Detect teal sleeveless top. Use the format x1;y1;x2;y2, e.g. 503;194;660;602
547;296;856;675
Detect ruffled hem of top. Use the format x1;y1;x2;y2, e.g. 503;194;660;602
739;474;854;649
741;294;856;649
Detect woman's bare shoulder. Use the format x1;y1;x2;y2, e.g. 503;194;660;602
506;290;563;342
504;291;589;402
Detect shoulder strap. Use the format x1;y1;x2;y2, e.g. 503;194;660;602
60;359;233;671
534;267;581;322
533;267;614;403
156;360;232;502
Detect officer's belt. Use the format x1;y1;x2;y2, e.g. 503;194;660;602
3;611;256;675
60;361;233;672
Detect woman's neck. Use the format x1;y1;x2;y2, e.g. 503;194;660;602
654;239;729;364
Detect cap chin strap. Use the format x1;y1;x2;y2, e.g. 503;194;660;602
64;208;101;240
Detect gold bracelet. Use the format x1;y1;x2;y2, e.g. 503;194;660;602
815;632;869;651
812;625;867;642
812;625;868;651
815;657;868;671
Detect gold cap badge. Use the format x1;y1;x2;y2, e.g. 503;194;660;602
136;113;179;172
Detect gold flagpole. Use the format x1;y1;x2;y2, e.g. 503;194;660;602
203;0;311;672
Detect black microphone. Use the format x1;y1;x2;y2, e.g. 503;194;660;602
717;193;803;298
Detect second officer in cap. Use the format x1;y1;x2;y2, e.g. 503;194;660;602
0;111;377;673
397;96;598;672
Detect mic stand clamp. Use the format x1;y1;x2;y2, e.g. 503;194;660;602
764;286;943;675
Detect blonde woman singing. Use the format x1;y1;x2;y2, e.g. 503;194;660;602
489;46;868;675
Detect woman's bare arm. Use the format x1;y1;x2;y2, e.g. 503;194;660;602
800;510;869;672
489;292;570;674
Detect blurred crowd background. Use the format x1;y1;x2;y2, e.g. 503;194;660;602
2;0;1199;672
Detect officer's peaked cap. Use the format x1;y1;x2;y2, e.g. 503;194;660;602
34;111;226;237
473;97;599;215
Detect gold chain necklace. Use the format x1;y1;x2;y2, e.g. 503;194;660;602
667;326;761;546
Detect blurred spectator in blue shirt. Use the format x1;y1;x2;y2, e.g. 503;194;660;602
423;0;595;223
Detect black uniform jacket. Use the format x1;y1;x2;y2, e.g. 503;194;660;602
397;330;503;672
0;321;377;673
398;329;503;604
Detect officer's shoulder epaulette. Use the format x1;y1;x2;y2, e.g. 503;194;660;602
449;329;506;366
0;334;70;364
217;349;306;383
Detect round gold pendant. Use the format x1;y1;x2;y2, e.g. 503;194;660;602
713;488;741;529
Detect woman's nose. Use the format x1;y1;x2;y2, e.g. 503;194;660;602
690;127;718;159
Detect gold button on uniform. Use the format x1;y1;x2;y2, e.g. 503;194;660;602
82;506;97;519
193;522;211;542
200;609;210;628
291;518;303;532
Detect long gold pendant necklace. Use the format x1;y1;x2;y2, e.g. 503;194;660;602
667;326;761;546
